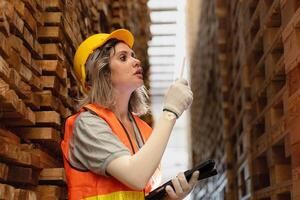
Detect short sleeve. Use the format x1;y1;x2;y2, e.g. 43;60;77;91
69;111;130;176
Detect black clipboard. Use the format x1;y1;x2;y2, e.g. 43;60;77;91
145;159;218;200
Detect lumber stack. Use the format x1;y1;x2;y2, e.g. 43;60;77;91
189;0;227;199
0;0;151;199
281;1;300;199
188;0;300;199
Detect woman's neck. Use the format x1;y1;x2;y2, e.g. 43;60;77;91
113;89;132;121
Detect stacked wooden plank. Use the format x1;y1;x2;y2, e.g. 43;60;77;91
225;1;254;199
281;1;300;199
189;0;228;199
0;0;59;198
0;0;152;199
189;0;300;199
244;1;292;199
216;0;245;199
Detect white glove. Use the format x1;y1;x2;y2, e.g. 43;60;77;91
163;78;193;118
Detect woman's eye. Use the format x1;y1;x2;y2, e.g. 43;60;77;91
120;55;126;61
131;52;136;58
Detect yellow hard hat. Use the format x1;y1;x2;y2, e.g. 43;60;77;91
73;29;134;91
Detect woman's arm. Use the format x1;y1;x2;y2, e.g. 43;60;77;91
107;111;176;190
106;79;193;190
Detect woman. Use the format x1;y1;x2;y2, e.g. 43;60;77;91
61;29;198;200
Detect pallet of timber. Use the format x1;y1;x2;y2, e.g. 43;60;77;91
265;56;284;94
0;55;10;82
0;163;8;181
237;159;251;199
38;26;64;43
287;50;300;98
252;155;270;192
11;1;35;29
44;0;64;12
38;90;60;111
287;89;300;146
235;128;251;166
0;32;10;59
14;127;61;156
252;88;288;152
44;12;63;26
261;0;281;28
263;28;283;74
0;128;20;145
293;167;300;199
39;168;66;186
62;14;81;49
267;146;292;184
280;0;300;28
252;117;269;158
291;143;300;168
265;88;288;146
0;80;36;126
42;43;64;60
37;185;67;200
23;91;42;110
245;0;261;43
253;180;292;200
8;68;25;99
0;7;10;36
0;183;15;200
7;165;40;186
10;10;25;39
282;7;300;73
35;111;61;128
0;128;41;168
37;60;67;85
17;80;31;100
21;144;61;168
0;141;33;168
14;188;37;200
23;20;35;50
19;62;42;92
41;75;61;95
23;26;43;60
0;103;36;127
252;133;292;197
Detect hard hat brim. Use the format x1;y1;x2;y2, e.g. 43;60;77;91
106;29;134;48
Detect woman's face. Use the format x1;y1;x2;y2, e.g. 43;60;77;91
109;42;144;92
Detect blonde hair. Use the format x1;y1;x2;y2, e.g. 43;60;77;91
78;39;149;116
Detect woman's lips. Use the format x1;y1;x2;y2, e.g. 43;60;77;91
134;68;143;79
135;73;143;79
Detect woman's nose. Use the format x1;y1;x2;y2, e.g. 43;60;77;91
133;57;141;67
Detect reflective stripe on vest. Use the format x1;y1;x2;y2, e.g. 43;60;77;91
61;103;161;200
83;191;144;200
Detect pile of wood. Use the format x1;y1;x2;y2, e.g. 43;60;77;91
188;0;228;199
0;0;151;199
188;0;300;199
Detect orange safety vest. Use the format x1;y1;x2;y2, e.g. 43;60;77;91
61;104;161;200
